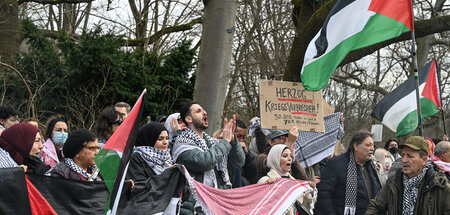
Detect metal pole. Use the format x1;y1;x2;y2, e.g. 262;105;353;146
411;30;423;137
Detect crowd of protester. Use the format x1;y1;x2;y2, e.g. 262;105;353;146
0;102;449;214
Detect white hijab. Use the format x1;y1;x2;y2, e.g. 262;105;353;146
164;113;180;142
267;144;291;176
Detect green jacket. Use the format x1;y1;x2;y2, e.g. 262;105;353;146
366;161;450;215
176;135;245;215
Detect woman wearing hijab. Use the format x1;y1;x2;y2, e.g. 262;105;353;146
258;144;315;215
0;123;50;174
164;113;187;151
41;115;69;168
48;129;102;181
126;122;173;182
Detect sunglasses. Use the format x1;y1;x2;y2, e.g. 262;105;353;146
84;145;101;151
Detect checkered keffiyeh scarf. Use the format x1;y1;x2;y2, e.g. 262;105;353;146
64;158;101;181
344;151;358;215
172;129;230;188
134;146;173;175
182;166;314;215
402;165;428;215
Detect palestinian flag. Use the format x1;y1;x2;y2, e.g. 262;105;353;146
301;0;413;91
95;89;146;214
0;167;185;214
371;60;441;137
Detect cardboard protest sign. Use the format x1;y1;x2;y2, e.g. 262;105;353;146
259;80;324;132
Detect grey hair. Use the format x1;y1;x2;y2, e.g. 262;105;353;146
434;141;450;157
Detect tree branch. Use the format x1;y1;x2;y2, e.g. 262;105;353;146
124;17;202;46
18;0;94;5
39;17;202;46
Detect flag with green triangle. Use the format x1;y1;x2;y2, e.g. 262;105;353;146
95;89;146;214
371;60;441;136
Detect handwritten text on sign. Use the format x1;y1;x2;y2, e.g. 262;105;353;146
259;80;324;132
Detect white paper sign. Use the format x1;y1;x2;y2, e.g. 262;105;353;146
371;124;383;142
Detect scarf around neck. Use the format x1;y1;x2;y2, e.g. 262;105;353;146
64;158;101;181
172;128;230;188
134;146;173;175
402;165;428;215
344;150;358;215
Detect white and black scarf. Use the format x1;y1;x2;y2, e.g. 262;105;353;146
344;151;358;215
65;158;101;181
402;165;428;215
134;146;173;175
172;128;230;188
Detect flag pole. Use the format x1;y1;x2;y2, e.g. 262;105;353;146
409;2;423;137
436;59;447;135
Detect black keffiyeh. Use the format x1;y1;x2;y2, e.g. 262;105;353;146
134;146;173;175
402;165;428;215
65;158;101;181
172;128;230;188
344;151;358;215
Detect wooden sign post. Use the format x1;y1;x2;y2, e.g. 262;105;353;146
259;80;325;132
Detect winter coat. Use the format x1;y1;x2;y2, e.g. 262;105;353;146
366;161;450;215
175;136;245;215
126;153;156;182
49;162;87;181
41;138;62;168
314;151;381;215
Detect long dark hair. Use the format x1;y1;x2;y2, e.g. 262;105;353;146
93;107;120;140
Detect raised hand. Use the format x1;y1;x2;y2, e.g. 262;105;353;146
171;117;181;133
223;114;236;143
286;126;299;147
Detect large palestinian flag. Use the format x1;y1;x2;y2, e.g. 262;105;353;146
95;89;146;214
371;60;441;137
0;167;186;214
301;0;413;91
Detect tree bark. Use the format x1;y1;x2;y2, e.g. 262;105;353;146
0;0;21;65
193;0;238;133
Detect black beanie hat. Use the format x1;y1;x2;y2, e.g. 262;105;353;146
63;129;96;158
135;122;167;147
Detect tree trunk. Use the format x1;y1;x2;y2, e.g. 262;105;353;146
0;0;21;65
193;0;238;134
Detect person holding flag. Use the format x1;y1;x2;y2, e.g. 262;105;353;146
126;122;173;182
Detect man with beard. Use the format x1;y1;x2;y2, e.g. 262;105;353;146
315;130;381;215
367;136;450;214
172;102;245;215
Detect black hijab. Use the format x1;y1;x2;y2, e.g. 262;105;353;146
135;122;167;147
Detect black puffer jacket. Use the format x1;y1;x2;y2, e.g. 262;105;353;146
314;151;381;215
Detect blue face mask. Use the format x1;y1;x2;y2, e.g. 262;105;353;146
53;131;68;146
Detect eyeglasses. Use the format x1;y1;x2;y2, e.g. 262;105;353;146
111;120;123;125
84;145;101;151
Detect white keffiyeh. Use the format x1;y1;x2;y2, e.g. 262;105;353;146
134;146;173;175
65;158;101;181
172;128;230;188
